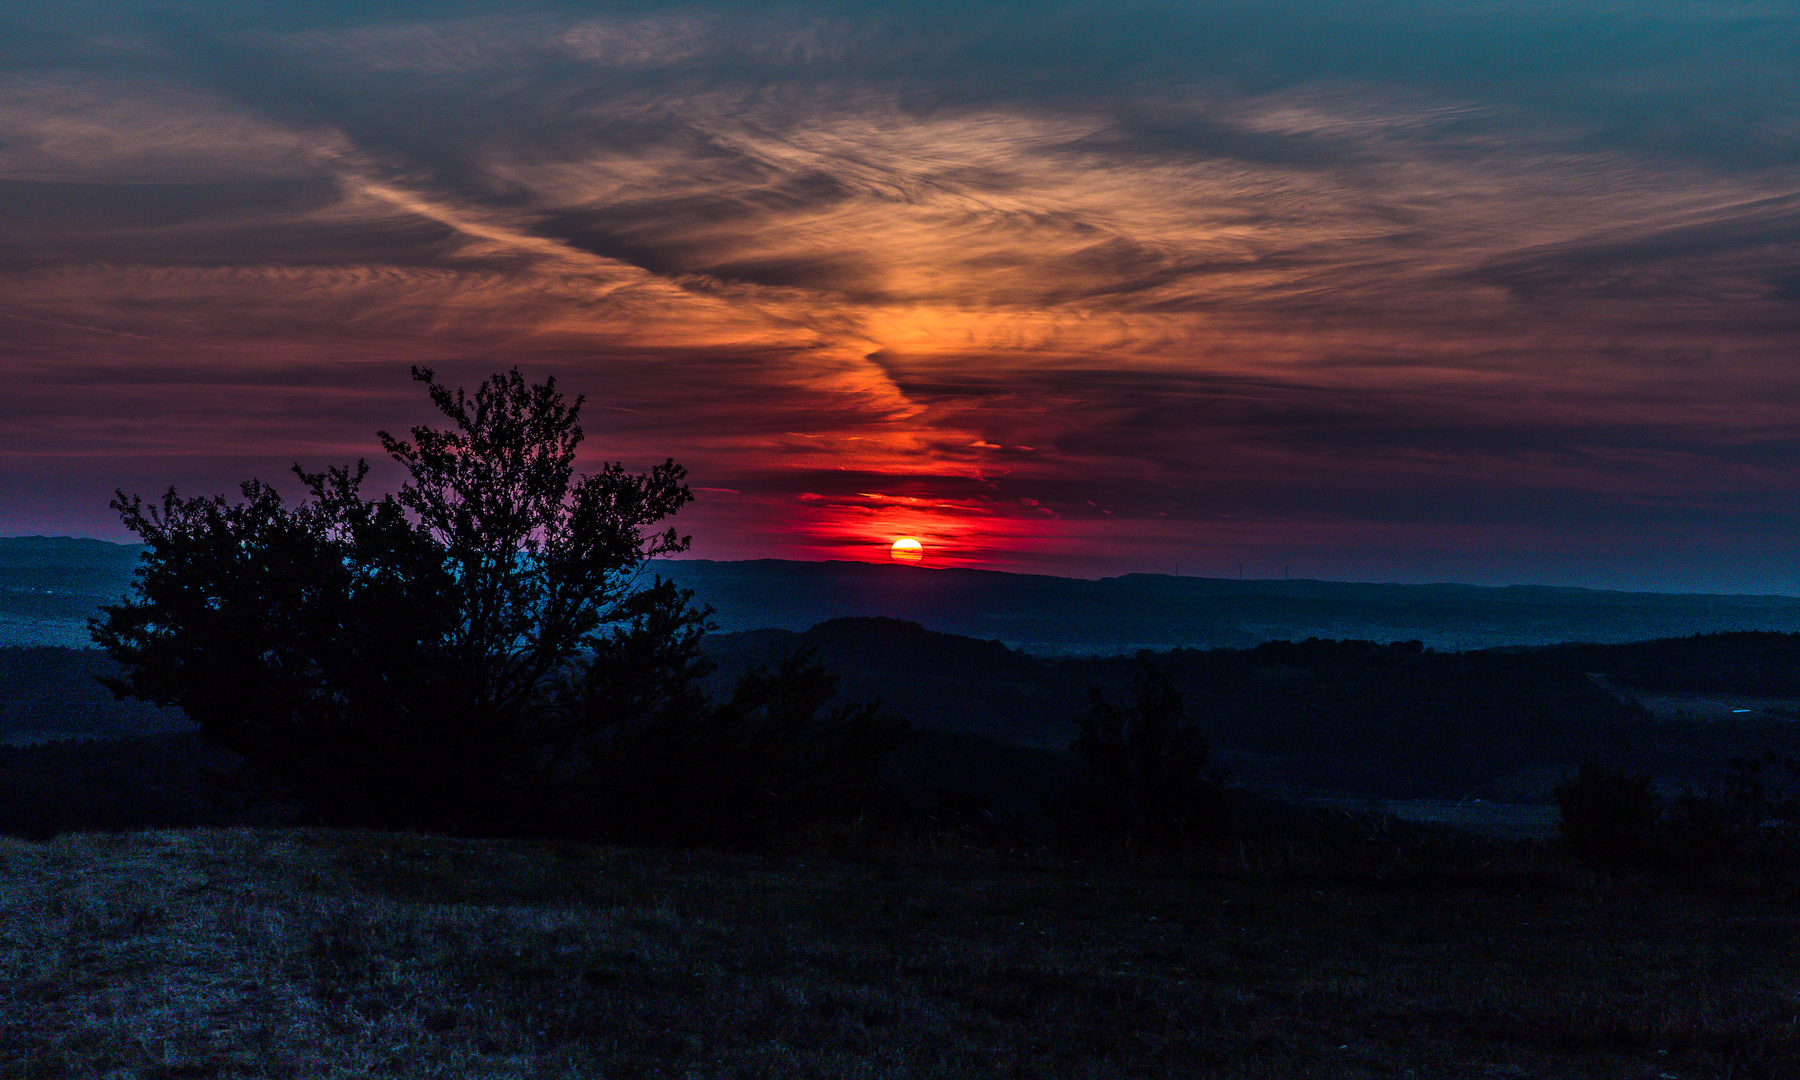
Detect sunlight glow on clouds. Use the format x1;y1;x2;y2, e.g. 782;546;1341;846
4;0;1800;589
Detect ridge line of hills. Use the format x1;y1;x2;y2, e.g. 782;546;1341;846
652;557;1800;652
10;535;1800;652
688;555;1800;599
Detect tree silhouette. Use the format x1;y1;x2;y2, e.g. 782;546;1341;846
91;366;903;841
1554;761;1661;868
1062;658;1228;852
576;646;910;847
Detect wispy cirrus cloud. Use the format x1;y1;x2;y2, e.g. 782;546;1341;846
3;0;1800;588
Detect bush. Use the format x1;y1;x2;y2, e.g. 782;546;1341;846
566;647;910;849
1059;658;1229;853
1557;753;1800;883
90;366;904;843
1555;761;1661;868
1661;752;1800;878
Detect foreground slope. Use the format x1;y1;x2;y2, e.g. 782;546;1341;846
3;827;1799;1079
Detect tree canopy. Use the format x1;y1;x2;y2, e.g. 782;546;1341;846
92;366;905;843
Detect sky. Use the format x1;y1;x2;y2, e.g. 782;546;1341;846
3;0;1800;591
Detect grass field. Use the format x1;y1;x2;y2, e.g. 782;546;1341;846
3;825;1799;1079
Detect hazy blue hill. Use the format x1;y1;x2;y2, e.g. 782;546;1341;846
670;558;1157;649
0;535;143;589
0;535;143;647
663;558;1800;652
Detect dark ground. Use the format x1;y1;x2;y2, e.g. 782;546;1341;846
3;824;1797;1079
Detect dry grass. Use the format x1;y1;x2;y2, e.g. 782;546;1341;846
3;826;1799;1078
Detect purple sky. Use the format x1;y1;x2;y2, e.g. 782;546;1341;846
4;1;1800;590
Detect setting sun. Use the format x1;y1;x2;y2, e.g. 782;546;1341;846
890;537;924;564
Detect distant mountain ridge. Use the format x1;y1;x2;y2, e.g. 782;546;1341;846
8;536;1800;652
657;558;1800;653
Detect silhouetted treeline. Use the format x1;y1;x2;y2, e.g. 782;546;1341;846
707;628;1661;798
702;625;1800;798
1081;638;1651;797
1557;753;1800;886
18;629;1792;755
1537;630;1800;696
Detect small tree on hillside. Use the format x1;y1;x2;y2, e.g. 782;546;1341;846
1061;658;1228;853
91;366;905;840
575;646;910;847
1554;761;1662;868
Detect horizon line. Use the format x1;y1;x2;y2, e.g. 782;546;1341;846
7;534;1793;601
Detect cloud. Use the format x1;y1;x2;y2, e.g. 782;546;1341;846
5;0;1800;588
0;71;333;182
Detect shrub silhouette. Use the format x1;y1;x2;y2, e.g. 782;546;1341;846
1558;753;1800;881
91;366;903;842
1060;658;1228;853
575;647;910;848
1660;752;1800;878
1554;761;1662;868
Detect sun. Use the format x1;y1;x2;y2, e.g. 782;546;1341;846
890;537;923;564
